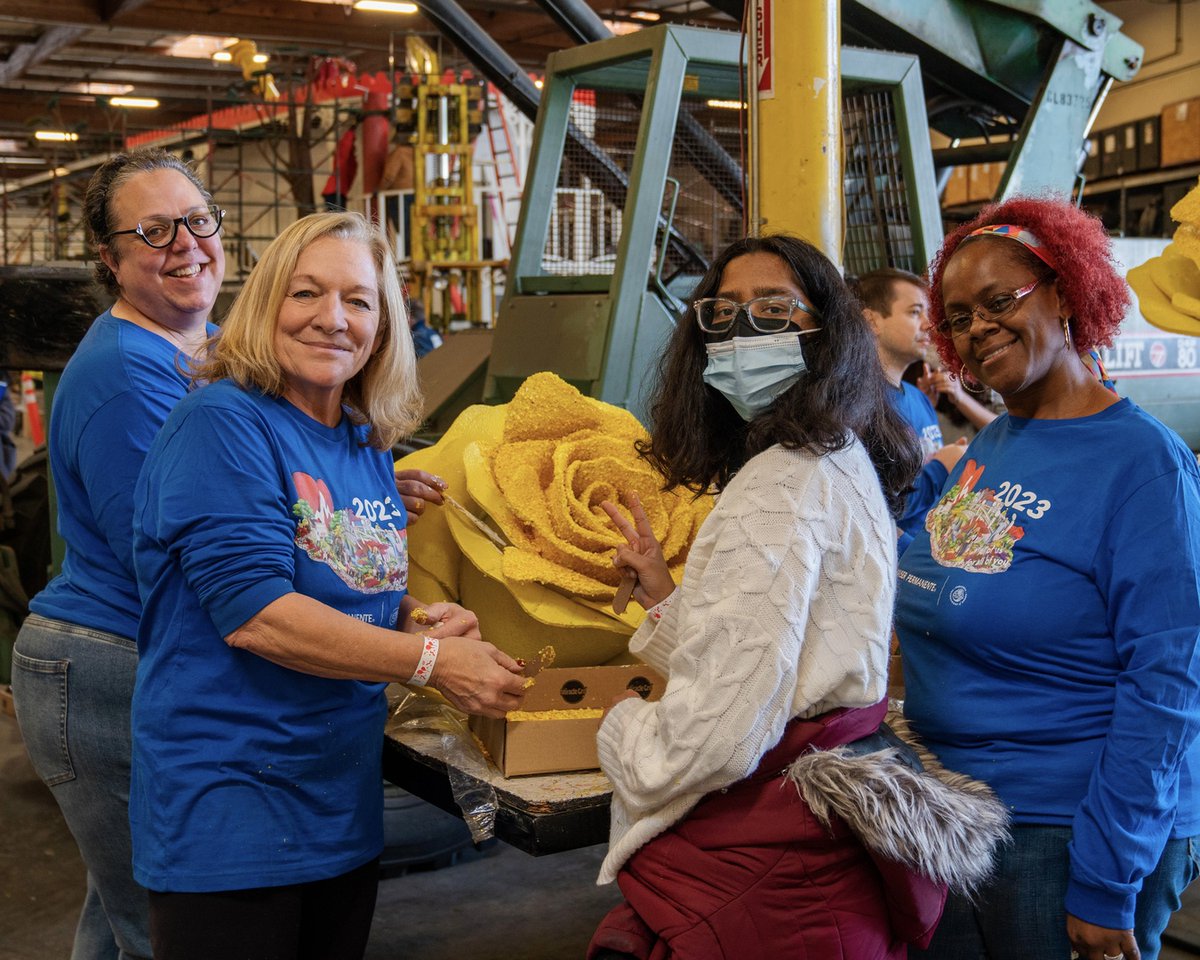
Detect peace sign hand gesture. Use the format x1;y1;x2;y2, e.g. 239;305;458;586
600;492;676;611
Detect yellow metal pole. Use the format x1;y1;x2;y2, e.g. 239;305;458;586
755;0;842;264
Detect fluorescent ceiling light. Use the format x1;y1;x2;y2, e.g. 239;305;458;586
629;10;661;21
706;99;745;109
111;97;160;109
165;35;239;59
0;156;45;165
213;50;233;62
252;53;270;64
65;82;133;96
352;0;418;11
35;131;79;142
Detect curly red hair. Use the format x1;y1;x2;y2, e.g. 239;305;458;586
927;195;1130;375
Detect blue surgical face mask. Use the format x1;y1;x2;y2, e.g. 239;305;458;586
702;331;819;421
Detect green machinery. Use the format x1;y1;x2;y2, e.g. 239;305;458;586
482;23;946;422
480;1;1145;424
842;0;1142;199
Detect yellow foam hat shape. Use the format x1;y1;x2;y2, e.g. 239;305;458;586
1129;178;1200;334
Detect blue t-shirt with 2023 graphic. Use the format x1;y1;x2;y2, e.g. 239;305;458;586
896;398;1200;929
130;378;408;893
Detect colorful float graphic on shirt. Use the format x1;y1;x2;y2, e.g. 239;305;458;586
925;459;1024;574
291;471;408;593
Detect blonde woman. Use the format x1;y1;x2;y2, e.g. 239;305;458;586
129;212;525;960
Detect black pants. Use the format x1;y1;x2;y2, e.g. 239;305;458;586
148;856;380;960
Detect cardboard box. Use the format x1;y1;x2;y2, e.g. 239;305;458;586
1120;121;1139;175
1082;135;1100;180
967;163;993;203
471;663;665;777
1100;126;1123;179
1138;116;1161;172
989;161;1007;196
1161;97;1200;168
942;165;969;207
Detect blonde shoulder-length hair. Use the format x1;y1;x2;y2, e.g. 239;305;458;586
192;211;422;450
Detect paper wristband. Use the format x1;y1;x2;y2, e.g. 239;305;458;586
649;589;677;622
409;635;439;686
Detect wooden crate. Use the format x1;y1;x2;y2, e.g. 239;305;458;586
942;165;969;207
1161;97;1200;168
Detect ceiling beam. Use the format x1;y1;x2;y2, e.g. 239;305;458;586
97;0;158;21
0;24;87;81
3;1;417;50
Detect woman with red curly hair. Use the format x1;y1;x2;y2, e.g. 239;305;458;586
896;195;1200;960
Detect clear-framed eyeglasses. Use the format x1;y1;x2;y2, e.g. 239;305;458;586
107;203;225;249
938;277;1044;338
693;296;821;335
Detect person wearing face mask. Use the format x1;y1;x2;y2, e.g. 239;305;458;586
898;197;1200;960
586;234;1010;960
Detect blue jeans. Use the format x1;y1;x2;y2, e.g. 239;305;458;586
12;614;151;960
911;824;1200;960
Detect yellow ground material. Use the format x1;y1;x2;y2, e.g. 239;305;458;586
506;708;604;721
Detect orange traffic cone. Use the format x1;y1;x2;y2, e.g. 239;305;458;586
20;372;43;447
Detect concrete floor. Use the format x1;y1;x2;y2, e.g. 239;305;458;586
0;705;623;960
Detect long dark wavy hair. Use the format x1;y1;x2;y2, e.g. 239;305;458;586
639;234;921;516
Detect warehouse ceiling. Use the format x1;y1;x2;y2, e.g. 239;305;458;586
0;0;735;184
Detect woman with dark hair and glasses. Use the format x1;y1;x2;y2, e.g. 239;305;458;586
588;234;1008;960
11;148;223;960
897;196;1200;960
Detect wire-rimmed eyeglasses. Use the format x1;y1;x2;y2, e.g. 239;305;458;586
693;296;821;336
107;203;225;249
938;277;1044;338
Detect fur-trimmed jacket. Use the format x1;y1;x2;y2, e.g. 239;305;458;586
588;699;1008;960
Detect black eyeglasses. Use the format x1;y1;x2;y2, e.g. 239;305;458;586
693;296;821;335
938;277;1044;338
107;203;225;249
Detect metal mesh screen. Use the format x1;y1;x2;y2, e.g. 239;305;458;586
540;87;744;286
542;88;637;276
657;97;745;296
842;87;918;275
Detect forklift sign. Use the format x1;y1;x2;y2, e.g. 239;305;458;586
756;0;774;99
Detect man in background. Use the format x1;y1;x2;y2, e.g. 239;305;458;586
855;268;995;545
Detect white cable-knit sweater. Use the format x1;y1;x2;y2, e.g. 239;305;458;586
596;440;897;884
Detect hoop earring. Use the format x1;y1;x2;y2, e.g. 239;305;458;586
960;372;988;395
1063;317;1071;348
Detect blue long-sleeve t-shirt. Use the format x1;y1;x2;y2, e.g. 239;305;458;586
888;382;948;542
130;379;409;892
31;310;213;639
896;399;1200;929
